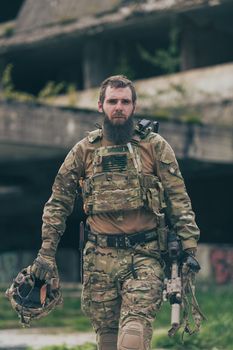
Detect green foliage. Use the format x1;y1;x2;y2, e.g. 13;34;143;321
1;90;36;102
138;26;181;74
181;114;202;124
150;109;171;121
0;286;20;328
1;63;14;93
38;81;77;104
67;84;77;95
0;287;92;331
67;83;78;107
0;22;15;38
0;64;36;102
0;64;77;104
152;315;233;350
114;52;136;80
3;26;14;38
152;286;233;349
38;81;66;99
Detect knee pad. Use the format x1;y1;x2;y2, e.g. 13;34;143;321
118;321;145;350
98;332;118;350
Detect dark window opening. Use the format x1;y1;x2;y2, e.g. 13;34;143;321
0;0;25;23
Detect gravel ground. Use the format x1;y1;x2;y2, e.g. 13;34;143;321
0;328;96;349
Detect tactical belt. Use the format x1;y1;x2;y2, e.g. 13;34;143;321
87;228;157;249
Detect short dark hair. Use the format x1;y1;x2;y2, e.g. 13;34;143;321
99;75;137;105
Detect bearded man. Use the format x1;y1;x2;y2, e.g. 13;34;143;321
31;75;200;350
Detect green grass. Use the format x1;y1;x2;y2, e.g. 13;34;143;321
152;285;233;350
1;285;233;350
0;286;92;331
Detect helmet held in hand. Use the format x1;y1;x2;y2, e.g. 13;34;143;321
5;265;63;326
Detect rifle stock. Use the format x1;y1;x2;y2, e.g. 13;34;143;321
163;231;182;336
163;231;205;338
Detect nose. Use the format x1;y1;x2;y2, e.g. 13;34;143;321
115;101;123;110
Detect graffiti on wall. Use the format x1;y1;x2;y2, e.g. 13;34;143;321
210;247;233;284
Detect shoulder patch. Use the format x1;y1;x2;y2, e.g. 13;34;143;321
88;129;103;143
160;142;176;164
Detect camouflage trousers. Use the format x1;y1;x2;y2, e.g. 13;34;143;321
81;239;164;350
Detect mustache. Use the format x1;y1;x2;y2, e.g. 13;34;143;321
112;111;126;117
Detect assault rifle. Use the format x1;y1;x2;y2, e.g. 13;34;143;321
163;231;204;338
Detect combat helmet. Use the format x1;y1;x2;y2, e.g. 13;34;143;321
6;265;63;326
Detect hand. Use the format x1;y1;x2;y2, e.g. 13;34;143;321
31;254;56;281
183;248;200;273
185;248;197;256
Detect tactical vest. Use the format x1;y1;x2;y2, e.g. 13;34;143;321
80;128;166;216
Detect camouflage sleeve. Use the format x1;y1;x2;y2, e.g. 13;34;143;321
154;136;200;250
39;143;84;257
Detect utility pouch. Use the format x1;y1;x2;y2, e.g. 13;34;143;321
157;213;168;252
142;174;166;215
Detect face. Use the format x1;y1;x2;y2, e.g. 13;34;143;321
98;86;136;125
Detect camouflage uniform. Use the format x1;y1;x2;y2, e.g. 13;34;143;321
39;129;199;350
82;239;164;350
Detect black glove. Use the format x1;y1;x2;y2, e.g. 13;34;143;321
185;248;197;256
183;248;200;273
31;254;56;281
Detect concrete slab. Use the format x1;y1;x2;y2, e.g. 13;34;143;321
0;100;232;163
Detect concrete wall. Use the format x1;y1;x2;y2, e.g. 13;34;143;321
15;0;228;34
0;99;232;163
15;0;122;33
60;62;233;127
0;249;80;284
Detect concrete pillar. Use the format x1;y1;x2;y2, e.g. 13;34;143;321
180;19;198;70
180;17;233;71
82;38;116;89
180;18;214;70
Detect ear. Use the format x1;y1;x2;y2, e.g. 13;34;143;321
98;100;103;113
132;103;136;115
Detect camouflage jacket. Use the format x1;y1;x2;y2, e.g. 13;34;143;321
39;130;200;257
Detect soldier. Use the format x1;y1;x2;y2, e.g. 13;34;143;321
31;75;200;350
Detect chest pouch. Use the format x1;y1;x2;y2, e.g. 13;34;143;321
82;143;145;214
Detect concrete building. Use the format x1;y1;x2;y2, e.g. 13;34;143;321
0;0;232;284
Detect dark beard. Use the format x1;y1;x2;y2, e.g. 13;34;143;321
103;115;134;145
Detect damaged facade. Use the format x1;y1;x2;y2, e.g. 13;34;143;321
0;0;232;283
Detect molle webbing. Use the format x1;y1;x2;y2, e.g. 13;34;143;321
81;142;165;215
